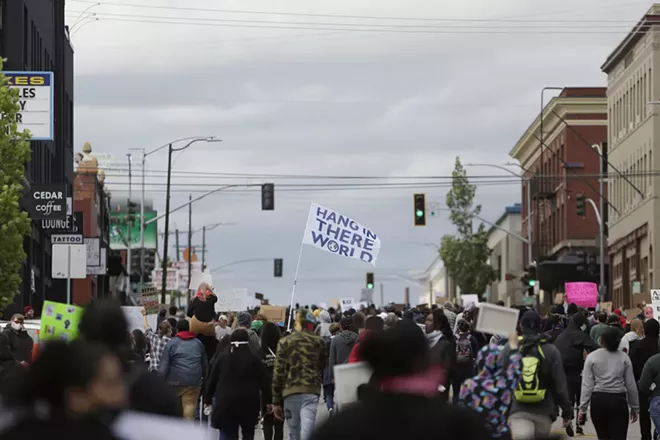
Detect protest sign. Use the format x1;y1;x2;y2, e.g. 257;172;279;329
476;303;520;337
122;307;157;332
113;410;214;440
40;301;83;342
302;202;381;266
461;294;480;308
141;287;159;315
215;288;249;312
340;298;356;311
565;282;598;308
261;305;287;323
600;301;613;313
333;362;373;410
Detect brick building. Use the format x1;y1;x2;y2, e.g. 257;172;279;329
509;88;608;295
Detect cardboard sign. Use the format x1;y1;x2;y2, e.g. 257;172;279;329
141;287;160;315
40;301;84;342
600;301;613;313
565;282;598;308
475;303;520;337
260;305;286;323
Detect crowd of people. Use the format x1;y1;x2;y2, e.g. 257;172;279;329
0;285;658;440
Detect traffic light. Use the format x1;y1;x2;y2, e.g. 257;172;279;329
274;258;283;277
576;250;587;272
262;183;275;211
127;200;138;225
413;193;426;226
366;272;374;289
587;254;597;275
576;193;586;217
143;249;156;282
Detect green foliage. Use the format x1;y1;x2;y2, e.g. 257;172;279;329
439;157;496;297
0;59;32;310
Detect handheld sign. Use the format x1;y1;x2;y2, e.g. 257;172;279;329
40;301;83;342
475;303;519;337
141;287;159;315
333;362;373;410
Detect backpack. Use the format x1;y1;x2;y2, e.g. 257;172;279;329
456;334;474;364
514;339;549;404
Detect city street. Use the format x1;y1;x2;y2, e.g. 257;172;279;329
550;416;641;439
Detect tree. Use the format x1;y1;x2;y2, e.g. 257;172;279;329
439;157;496;298
0;59;32;310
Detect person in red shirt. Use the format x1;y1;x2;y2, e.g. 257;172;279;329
348;316;384;363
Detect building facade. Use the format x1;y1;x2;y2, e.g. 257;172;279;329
486;203;525;305
415;256;458;305
509;88;608;298
0;0;74;316
601;5;660;308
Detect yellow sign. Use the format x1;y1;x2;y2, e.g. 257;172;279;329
40;301;84;342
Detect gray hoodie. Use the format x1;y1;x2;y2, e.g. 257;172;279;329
317;311;332;338
329;330;358;379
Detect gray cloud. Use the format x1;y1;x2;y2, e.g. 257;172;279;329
70;0;643;304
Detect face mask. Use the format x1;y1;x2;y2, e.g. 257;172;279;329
11;322;23;331
580;324;587;332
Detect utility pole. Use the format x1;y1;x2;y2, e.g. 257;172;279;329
187;194;192;302
127;153;132;283
202;226;206;268
593;143;607;301
175;228;181;261
379;282;384;307
160;144;173;303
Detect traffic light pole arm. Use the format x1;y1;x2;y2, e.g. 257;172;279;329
144;185;239;226
433;207;529;244
586;198;602;227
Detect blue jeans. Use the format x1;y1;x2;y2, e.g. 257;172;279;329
650;396;660;437
283;394;319;440
323;384;335;411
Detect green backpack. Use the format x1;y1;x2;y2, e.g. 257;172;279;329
514;339;549;404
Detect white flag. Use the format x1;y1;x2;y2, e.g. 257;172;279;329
302;202;381;266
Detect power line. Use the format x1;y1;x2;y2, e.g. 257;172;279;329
65;9;643;30
62;14;640;35
66;0;643;24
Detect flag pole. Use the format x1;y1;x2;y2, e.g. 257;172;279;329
287;239;305;331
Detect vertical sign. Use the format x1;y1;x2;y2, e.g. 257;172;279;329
4;72;54;141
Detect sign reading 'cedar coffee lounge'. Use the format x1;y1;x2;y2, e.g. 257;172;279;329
27;184;67;220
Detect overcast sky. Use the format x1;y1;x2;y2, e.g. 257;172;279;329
66;0;645;307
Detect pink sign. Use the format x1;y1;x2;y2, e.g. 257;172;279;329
565;282;598;308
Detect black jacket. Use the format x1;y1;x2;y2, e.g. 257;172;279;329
128;365;182;417
310;393;491;440
430;337;455;389
203;351;269;428
630;337;660;381
187;295;218;322
553;316;599;374
2;325;33;364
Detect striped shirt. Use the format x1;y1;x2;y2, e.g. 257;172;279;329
145;327;171;372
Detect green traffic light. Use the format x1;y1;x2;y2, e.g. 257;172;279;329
367;283;374;289
416;210;424;217
528;279;536;287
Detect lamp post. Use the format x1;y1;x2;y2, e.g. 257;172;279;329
464;163;532;265
159;138;221;303
591;143;606;301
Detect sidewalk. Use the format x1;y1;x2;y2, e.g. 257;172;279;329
550;417;641;439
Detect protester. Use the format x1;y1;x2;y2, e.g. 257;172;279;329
621;318;645;354
352;312;366;334
0;333;23;396
309;319;491;440
453;319;478;404
204;329;268;440
322;323;340;414
3;314;33;364
272;310;326;440
78;299;181;417
458;333;521;439
425;308;455;401
507;310;572;440
141;309;172;372
552;312;599;436
236;312;261;353
0;340;127;440
317;310;333;338
215;314;231;341
23;306;35;320
251;319;264;336
630;319;660;440
158;319;208;420
329;317;358;377
129;329;148;366
580;326;639;440
348;315;384;363
260;322;284;440
442;302;457;330
187;282;218;335
383;313;398;329
589;312;609;344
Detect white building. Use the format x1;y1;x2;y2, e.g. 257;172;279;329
601;4;660;307
413;256;458;306
486;203;526;305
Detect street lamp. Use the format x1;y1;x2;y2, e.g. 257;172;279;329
159;137;221;303
591;143;606;301
464;163;532;265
